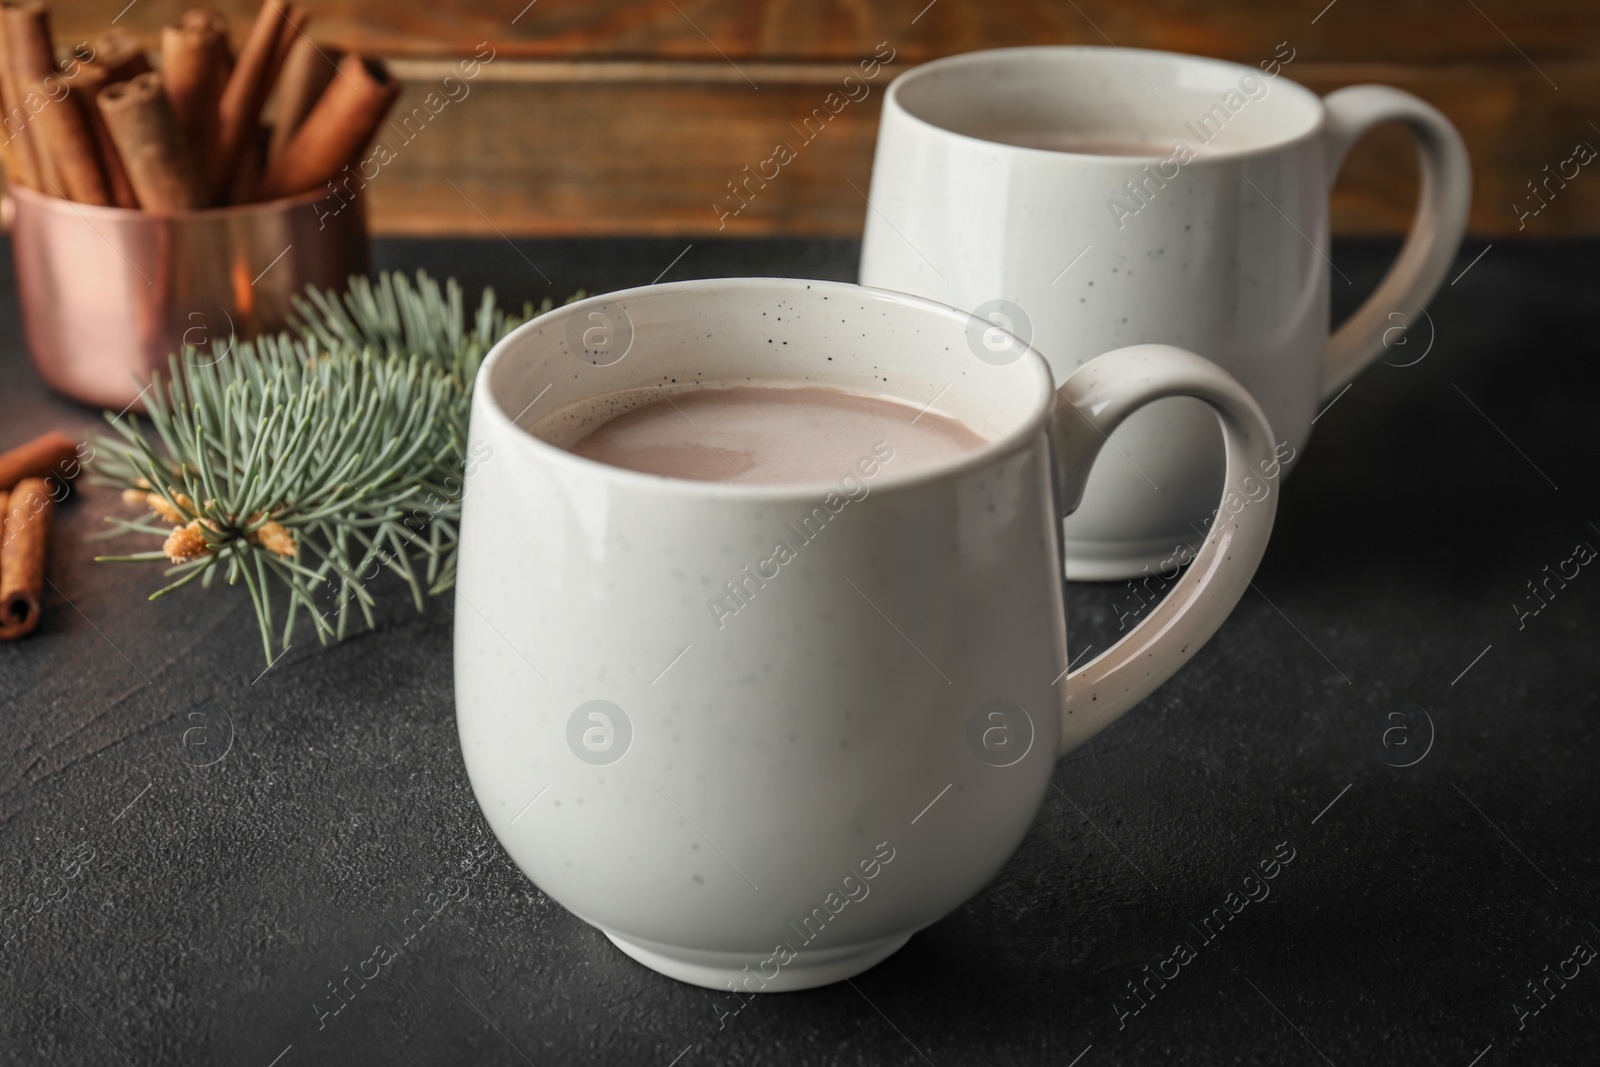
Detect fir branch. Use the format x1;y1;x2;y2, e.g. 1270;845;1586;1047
94;270;574;665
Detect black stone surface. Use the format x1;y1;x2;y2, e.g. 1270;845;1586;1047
2;236;1597;1066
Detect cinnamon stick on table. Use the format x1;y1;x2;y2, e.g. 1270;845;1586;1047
0;431;78;491
0;491;7;630
73;61;139;207
98;72;208;212
161;15;229;169
213;1;306;199
258;54;399;200
0;477;54;640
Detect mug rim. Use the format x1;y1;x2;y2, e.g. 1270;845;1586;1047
883;45;1327;163
475;277;1059;502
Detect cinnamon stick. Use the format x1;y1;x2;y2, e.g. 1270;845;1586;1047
3;5;110;203
0;114;24;184
229;121;267;203
3;1;63;193
178;9;232;78
0;431;78;490
92;26;152;83
98;71;207;211
0;490;7;630
0;12;41;188
258;54;398;200
0;477;53;640
160;16;227;170
73;61;138;207
23;72;110;204
2;2;54;87
213;1;304;199
82;25;154;203
265;34;335;171
266;4;307;90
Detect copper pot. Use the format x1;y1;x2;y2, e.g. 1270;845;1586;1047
3;184;369;410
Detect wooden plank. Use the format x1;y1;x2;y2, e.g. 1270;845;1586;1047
47;0;1598;65
342;60;1600;237
14;2;1595;237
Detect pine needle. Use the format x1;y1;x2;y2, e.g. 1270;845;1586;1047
93;270;576;666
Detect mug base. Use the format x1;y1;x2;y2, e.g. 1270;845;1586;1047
1064;533;1202;582
602;928;913;992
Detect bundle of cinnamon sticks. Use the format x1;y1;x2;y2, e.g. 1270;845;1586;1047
0;1;400;212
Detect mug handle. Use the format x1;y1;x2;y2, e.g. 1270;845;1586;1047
1052;345;1278;755
1319;85;1471;397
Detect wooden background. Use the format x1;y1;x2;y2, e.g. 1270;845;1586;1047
39;1;1600;236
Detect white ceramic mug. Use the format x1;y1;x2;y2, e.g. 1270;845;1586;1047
454;277;1277;991
859;46;1470;579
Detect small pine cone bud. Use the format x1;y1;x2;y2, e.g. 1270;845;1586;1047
148;494;181;522
147;490;194;524
252;520;297;559
163;522;211;563
121;488;147;507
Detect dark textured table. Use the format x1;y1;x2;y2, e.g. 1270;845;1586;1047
2;236;1597;1066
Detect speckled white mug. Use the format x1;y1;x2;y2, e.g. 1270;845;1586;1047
860;46;1470;579
454;278;1277;991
